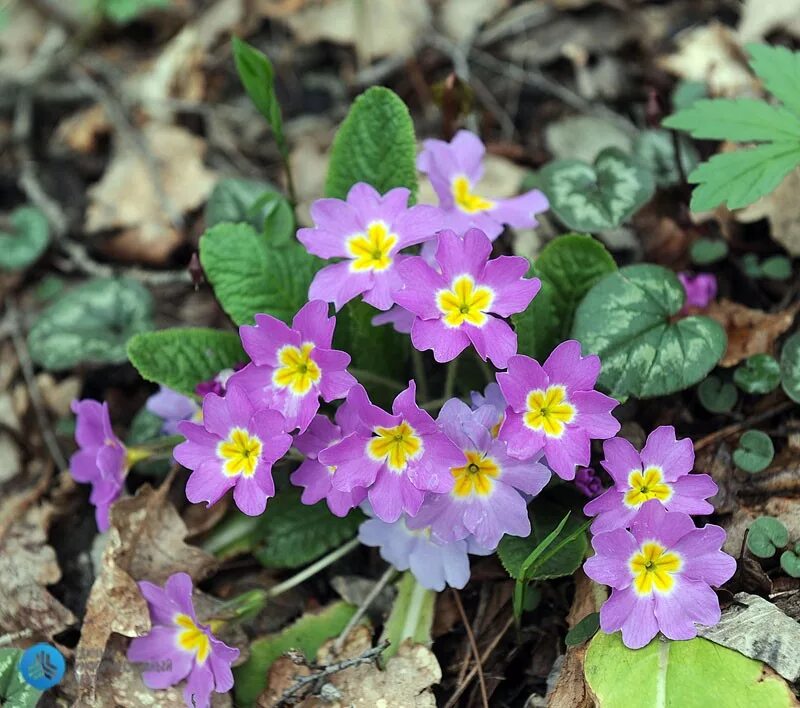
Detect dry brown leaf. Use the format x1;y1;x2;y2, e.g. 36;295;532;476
0;503;76;640
85;123;216;265
439;0;509;44
738;0;800;43
75;482;217;699
0;2;46;78
657;22;756;97
736;166;800;256
703;299;799;367
53;104;111;155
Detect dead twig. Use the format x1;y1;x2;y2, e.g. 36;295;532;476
333;565;397;654
450;589;489;708
693;401;795;452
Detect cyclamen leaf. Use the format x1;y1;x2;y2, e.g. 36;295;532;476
733;430;774;473
571;264;726;400
780;332;800;404
0;206;50;271
747;43;800;119
0;649;42;707
199;222;321;326
326;86;418;201
632;129;700;188
662;99;800;142
127;328;245;397
687;142;800;212
747;516;788;558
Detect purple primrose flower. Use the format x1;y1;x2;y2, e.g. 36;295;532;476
497;340;620;480
146;386;200;436
583;501;735;649
678;272;717;312
127;572;239;708
228;300;356;434
394;228;540;368
174;385;292;516
470;382;507;437
574;466;603;499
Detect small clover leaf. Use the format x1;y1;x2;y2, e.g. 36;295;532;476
734;430;775;473
780;545;800;578
698;375;738;413
747;516;788;558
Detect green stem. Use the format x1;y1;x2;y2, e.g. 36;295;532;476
443;358;459;400
411;349;430;402
266;537;360;599
473;350;494;385
349;368;406;392
131;435;185;454
420;398;446;412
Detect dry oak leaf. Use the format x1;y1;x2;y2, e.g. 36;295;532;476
737;166;800;256
703;299;799;367
75;482;217;699
0;502;76;640
85;123;216;265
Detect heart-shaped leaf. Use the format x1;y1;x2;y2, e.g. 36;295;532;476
698;375;738;413
780;546;800;578
571;264;727;399
0;649;42;707
537;147;655;232
633;129;700;188
747;516;788;558
734;430;775;473
690;238;728;265
27;277;153;370
760;255;792;280
0;206;50;271
734;354;781;394
780;332;800;404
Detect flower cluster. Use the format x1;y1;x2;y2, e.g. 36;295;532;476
583;427;735;648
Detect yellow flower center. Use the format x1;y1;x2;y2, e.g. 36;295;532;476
366;421;423;472
273;342;321;396
523;385;575;438
346;221;398;272
174;613;211;664
451;450;500;498
218;428;263;478
629;541;682;595
436;274;494;328
452;175;495;214
624;466;673;508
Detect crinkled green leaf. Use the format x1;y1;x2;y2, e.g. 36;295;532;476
199;222;321;325
584;633;796;708
380;571;435;660
780;331;800;403
747;43;800;119
734;430;774;473
127;328;245;397
205;178;293;240
0;649;42;707
633;129;700;187
0;206;49;271
27;277;153;370
538;148;655;232
571;264;727;399
747;516;788;558
734;354;781;394
234;602;356;707
326;86;418;201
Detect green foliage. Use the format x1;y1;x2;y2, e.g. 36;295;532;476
515;234;617;357
380;572;435;661
127;328;245;397
0;206;49;271
733;430;774;473
734;354;781;394
780;332;800;403
747;516;788;558
234;602;356;707
698;375;737;413
204;489;363;569
672;80;707;111
199;222;320;326
571;264;727;400
325;87;418;201
632;129;699;188
565;612;600;647
98;0;169;23
536;147;655;232
663;44;800;212
0;649;42;707
780;544;800;578
584;633;796;708
205;178;294;241
759;255;793;281
690;238;728;265
28;277;153;370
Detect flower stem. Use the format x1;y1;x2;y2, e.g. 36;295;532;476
443;358;459;400
411;348;430;402
473;350;494;385
266;537;360;599
349;368;406;392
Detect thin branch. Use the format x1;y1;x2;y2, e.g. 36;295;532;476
333;565;397;654
693;401;795;452
450;588;489;708
266;538;360;599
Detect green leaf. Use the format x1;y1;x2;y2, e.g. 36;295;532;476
205;489;363;568
0;649;42;707
206;178;293;241
538;147;655;232
747;43;800;119
687;142;800;212
733;430;775;473
234;602;356;707
734;354;781;394
742;253;762;278
101;0;169;23
571;264;727;400
513;276;560;361
127;328;245;397
662;99;800;142
231;37;288;160
747;516;789;558
690;237;728;265
584;633;796;708
698;375;737;413
759;255;792;280
632;129;700;188
326;86;418;201
380;572;435;661
671;80;707;111
0;206;49;271
27;277;153;370
780;546;800;578
199;222;320;325
780;331;800;403
565;612;600;647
